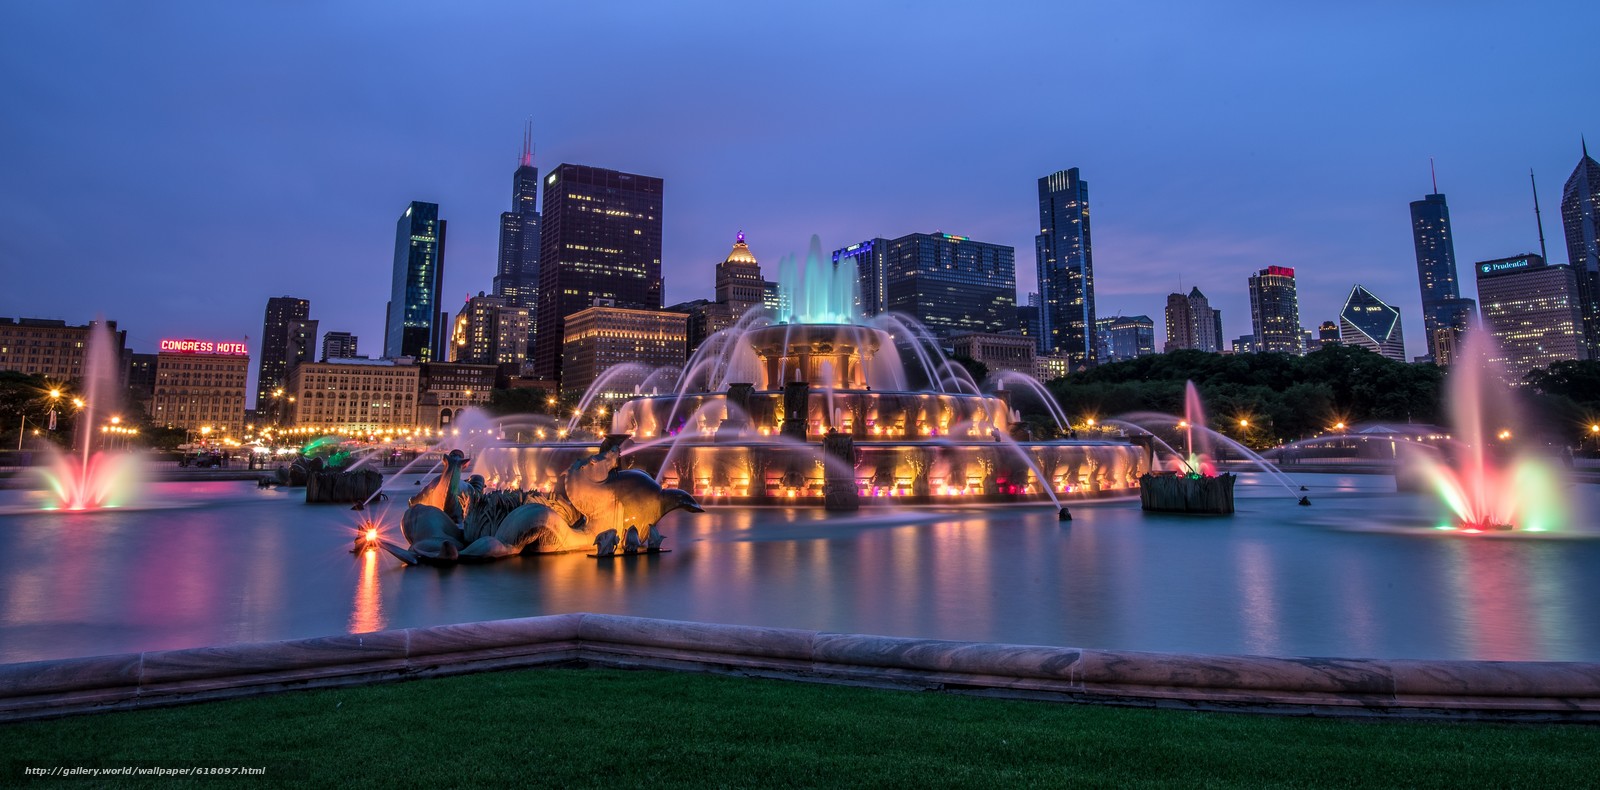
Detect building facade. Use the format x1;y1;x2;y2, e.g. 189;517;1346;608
1163;287;1221;353
1475;253;1585;385
1248;266;1303;355
1561;141;1600;360
0;317;127;383
384;201;447;362
492;125;543;356
321;331;358;361
449;292;529;367
535;165;664;382
1338;285;1406;362
1036;167;1097;367
1317;321;1340;348
285;358;420;433
151;338;250;436
833;238;891;317
255;296;309;409
882;232;1015;337
418;362;498;429
560;303;687;403
1096;315;1156;363
950;331;1037;378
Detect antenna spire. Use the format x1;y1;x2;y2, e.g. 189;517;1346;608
1531;169;1548;262
1430;157;1438;194
520;119;533;168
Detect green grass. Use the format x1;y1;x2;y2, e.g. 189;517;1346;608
5;667;1598;788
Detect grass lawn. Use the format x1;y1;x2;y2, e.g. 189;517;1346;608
5;667;1598;787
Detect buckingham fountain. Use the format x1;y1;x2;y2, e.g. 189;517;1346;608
473;237;1148;513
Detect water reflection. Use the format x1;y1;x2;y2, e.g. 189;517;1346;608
349;548;384;634
0;478;1598;664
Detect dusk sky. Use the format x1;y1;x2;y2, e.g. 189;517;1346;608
4;2;1597;403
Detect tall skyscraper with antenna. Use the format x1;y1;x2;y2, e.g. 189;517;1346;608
1561;138;1600;360
493;122;542;359
1409;161;1475;363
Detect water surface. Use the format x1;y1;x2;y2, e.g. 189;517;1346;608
1;474;1596;664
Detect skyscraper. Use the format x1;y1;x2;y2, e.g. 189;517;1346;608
1475;253;1585;385
321;332;358;361
832;238;891;316
1163;287;1221;352
1248;266;1302;355
1561;140;1600;360
255;296;309;409
1036;167;1096;368
1338;285;1405;362
534;165;663;382
492;124;542;354
384;201;447;362
1410;187;1470;362
883;232;1016;337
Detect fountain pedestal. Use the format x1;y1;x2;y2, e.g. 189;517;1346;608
716;383;755;440
822;430;859;511
781;382;810;441
305;468;384;504
1139;472;1235;514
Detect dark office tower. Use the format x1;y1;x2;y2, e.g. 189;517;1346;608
285;319;319;379
321;332;358;361
881;233;1015;336
832;238;891;316
534;165;663;381
255;296;309;409
384;202;447;361
1561;140;1600;359
1248;266;1303;355
1036;168;1097;369
493;124;543;349
1409;187;1465;362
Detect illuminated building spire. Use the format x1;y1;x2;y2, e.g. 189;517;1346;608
520;119;534;168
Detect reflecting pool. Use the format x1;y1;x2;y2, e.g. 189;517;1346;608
1;474;1596;665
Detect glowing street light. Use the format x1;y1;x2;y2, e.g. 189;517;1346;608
1238;419;1250;428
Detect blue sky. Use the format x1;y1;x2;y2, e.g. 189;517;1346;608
2;1;1596;397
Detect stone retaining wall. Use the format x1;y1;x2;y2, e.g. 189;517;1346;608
2;614;1597;723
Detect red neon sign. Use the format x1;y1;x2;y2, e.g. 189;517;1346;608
159;338;249;355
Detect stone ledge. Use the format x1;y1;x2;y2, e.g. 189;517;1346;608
1;614;1596;723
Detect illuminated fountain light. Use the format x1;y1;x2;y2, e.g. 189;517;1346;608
1406;329;1567;533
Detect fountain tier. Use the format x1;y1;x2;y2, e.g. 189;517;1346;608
481;319;1148;506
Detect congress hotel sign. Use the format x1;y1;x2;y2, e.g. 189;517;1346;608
159;338;249;355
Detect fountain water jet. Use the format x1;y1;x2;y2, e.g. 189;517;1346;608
33;320;143;510
1407;330;1566;532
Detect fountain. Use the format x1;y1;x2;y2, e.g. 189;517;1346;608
32;320;143;510
1405;329;1566;532
474;236;1149;508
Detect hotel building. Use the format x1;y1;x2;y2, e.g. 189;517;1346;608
151;338;250;436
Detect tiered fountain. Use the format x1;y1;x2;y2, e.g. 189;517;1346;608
478;237;1149;509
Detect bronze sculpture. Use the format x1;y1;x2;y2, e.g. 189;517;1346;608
381;445;702;565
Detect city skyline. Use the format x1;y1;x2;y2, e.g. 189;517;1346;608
3;3;1597;391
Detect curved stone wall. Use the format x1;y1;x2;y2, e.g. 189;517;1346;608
3;614;1595;723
